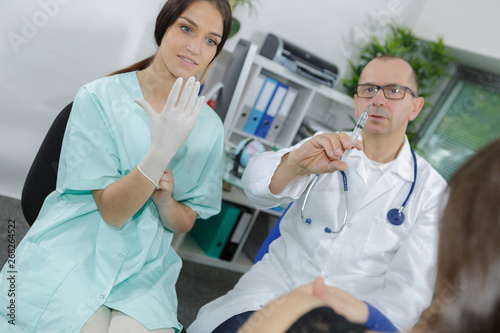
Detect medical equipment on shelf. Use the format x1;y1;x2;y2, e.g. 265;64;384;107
300;90;418;233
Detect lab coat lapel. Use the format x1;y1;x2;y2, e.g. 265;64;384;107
358;168;395;210
351;150;367;187
356;138;414;211
346;150;370;214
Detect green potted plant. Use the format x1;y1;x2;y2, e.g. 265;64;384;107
341;24;457;142
229;0;258;38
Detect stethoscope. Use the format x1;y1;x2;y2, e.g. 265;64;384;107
300;146;417;233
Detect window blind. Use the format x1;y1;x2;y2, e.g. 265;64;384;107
415;67;500;180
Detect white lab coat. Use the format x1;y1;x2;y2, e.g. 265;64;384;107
188;135;447;333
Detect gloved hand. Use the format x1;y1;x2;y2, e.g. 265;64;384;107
134;76;204;188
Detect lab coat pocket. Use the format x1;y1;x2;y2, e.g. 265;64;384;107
15;241;77;331
356;218;407;275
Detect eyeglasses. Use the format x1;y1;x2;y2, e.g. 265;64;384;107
355;84;417;100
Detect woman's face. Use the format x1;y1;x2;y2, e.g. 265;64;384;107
157;1;224;80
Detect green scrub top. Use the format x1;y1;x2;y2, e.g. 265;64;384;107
0;72;223;332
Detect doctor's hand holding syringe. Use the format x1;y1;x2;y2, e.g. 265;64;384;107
266;90;378;195
266;129;362;196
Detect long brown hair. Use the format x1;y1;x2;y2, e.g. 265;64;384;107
110;0;232;75
413;138;500;332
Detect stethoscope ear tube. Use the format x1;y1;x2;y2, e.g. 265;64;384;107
300;174;318;225
301;171;349;234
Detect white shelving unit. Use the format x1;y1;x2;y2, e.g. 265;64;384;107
226;54;355;152
173;42;355;273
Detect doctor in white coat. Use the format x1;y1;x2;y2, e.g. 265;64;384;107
188;55;447;333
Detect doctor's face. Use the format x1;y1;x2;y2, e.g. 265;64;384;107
156;1;223;81
354;58;424;139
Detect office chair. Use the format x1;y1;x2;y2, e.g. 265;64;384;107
21;102;73;226
253;202;293;264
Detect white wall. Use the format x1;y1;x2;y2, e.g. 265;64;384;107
0;0;164;199
229;0;426;76
412;0;500;75
1;0;496;199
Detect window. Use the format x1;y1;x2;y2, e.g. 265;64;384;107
415;66;500;180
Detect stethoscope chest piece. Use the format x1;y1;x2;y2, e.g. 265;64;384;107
387;208;405;226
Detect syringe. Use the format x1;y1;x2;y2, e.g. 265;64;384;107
339;92;378;161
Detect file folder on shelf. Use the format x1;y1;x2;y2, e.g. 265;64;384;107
242;214;280;262
255;82;288;138
234;74;266;131
219;207;253;261
243;77;278;135
265;86;298;142
190;201;242;259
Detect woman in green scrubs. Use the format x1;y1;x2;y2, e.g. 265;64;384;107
0;0;232;332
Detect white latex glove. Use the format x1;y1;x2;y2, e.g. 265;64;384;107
134;76;204;188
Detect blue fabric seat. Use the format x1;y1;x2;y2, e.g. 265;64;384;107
253;202;293;264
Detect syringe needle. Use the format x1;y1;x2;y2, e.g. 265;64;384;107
339;92;377;161
339;112;367;161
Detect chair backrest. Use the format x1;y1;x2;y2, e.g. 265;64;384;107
253;202;293;264
21;102;73;226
